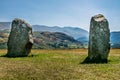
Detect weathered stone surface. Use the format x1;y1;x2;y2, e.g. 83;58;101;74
7;18;33;57
84;14;110;63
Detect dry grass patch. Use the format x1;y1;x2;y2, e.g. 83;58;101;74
0;49;119;80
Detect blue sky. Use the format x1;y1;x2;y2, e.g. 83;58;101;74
0;0;120;31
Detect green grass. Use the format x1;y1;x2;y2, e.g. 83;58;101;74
0;49;120;80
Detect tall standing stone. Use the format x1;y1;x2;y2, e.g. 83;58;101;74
7;18;33;57
84;14;110;63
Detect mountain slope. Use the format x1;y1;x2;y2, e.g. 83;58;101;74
0;29;9;48
33;31;82;49
77;36;89;48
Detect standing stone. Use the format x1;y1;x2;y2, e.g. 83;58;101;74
84;14;110;63
7;18;33;57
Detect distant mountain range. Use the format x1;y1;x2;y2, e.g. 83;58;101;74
32;25;89;39
0;22;11;30
0;22;89;39
110;32;120;48
0;22;120;48
0;22;83;49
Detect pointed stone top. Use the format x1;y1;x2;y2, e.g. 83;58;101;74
92;14;106;22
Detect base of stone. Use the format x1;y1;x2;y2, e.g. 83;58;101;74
82;57;108;64
5;53;28;58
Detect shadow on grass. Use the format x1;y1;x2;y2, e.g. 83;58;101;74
0;54;39;58
81;57;109;64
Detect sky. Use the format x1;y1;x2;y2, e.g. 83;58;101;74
0;0;120;31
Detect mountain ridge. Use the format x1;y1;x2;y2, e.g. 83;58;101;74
0;22;89;39
0;22;120;48
32;25;89;39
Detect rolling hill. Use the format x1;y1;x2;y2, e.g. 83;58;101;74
33;31;82;49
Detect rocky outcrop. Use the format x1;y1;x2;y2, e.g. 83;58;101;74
84;14;110;63
7;18;33;57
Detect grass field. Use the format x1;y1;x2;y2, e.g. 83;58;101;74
0;49;120;80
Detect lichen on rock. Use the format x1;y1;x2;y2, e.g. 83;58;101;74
83;14;110;63
6;18;33;57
